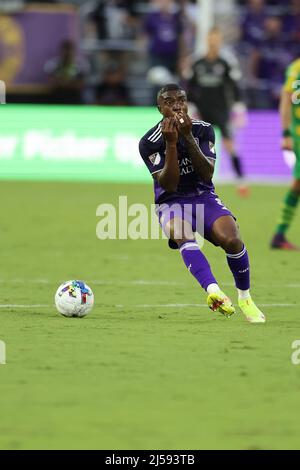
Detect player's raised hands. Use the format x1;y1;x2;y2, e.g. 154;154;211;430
162;118;178;144
174;112;192;138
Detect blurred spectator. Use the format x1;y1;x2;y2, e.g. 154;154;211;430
283;0;300;44
249;16;293;107
240;0;267;48
89;0;138;40
179;0;198;54
177;0;199;79
94;61;131;105
143;0;184;75
44;40;87;104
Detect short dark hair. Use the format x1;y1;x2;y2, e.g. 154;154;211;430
157;83;185;103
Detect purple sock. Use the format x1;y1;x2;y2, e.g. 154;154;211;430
180;241;217;291
226;245;250;290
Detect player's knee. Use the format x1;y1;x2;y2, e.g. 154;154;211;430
172;227;195;246
173;235;195;246
168;219;194;244
221;235;243;254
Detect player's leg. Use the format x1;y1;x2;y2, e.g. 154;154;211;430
166;217;218;293
271;177;300;250
168;217;235;317
210;215;265;323
161;214;235;317
222;137;243;178
220;118;249;197
210;215;249;293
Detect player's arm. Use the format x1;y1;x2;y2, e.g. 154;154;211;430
174;113;215;183
225;60;248;124
280;87;293;150
153;118;180;193
226;60;243;104
279;62;297;150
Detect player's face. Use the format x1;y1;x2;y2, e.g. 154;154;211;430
158;90;188;118
207;31;222;53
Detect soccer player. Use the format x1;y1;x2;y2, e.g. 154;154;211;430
139;84;265;323
271;58;300;250
188;28;248;197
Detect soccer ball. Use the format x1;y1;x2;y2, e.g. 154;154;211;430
55;280;94;317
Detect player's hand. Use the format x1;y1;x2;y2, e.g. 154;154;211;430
174;112;193;138
162;117;178;144
281;136;294;151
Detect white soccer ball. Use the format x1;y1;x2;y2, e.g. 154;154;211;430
55;280;94;317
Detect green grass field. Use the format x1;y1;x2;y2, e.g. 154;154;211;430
0;181;300;450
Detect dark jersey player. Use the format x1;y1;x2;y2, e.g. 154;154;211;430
139;84;265;323
188;28;249;197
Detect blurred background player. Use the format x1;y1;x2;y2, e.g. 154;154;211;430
188;28;249;197
271;57;300;250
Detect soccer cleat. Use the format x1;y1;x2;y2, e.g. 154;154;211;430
238;297;266;323
270;233;300;251
207;292;235;318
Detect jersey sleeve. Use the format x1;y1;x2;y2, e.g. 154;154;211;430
139;138;165;175
195;124;217;161
284;60;300;93
226;60;242;103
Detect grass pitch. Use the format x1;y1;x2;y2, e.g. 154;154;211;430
0;181;300;450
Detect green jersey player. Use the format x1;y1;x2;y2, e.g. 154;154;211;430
271;58;300;250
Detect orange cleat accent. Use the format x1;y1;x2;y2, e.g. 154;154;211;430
271;234;300;251
237;185;250;198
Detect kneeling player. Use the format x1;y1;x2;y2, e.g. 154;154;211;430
139;84;265;323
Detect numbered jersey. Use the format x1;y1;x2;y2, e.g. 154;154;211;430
284;58;300;140
139;120;216;203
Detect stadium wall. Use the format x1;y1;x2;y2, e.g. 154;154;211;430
0;106;291;183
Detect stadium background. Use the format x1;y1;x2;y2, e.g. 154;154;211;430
1;0;298;182
1;0;300;451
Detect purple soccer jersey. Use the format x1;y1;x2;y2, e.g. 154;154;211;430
139;120;217;204
139;120;236;249
144;10;183;57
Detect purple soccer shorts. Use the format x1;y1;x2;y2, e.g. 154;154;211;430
156;191;235;249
